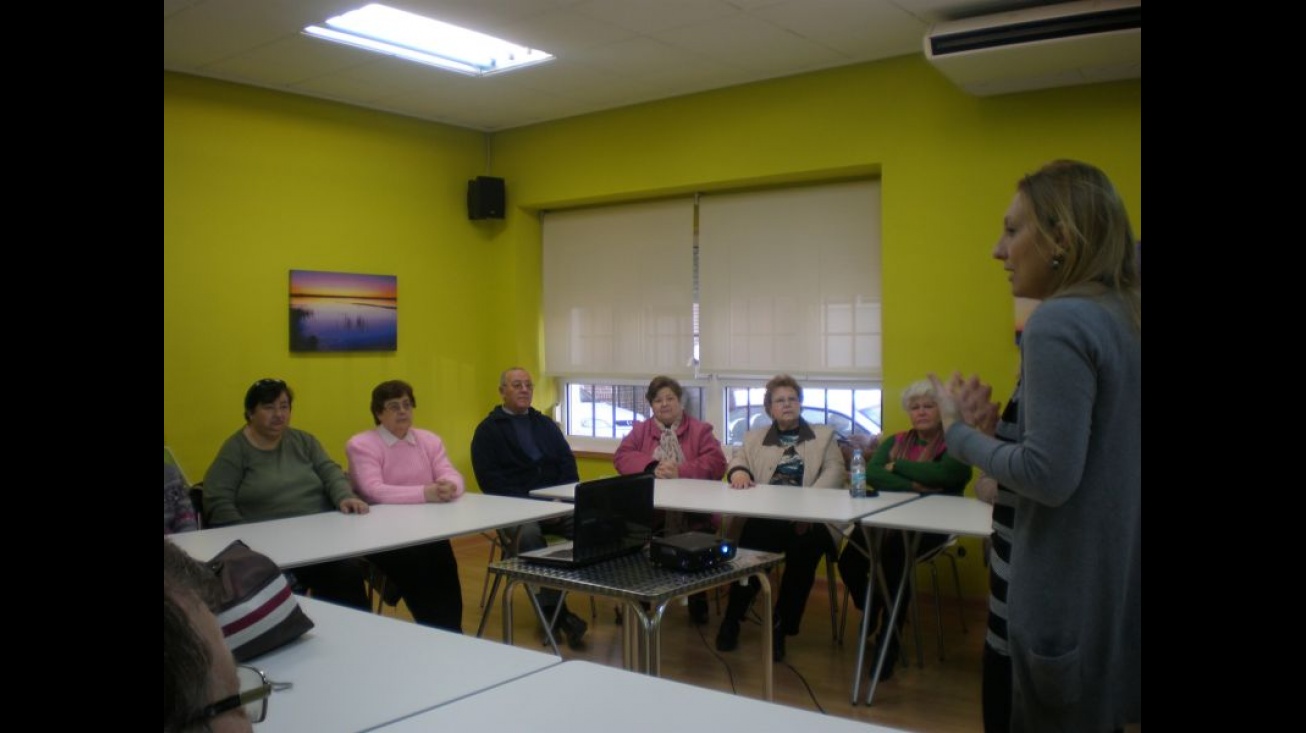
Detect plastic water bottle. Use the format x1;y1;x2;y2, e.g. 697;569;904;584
849;448;867;498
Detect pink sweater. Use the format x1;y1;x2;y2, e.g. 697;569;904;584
613;414;727;480
345;427;466;504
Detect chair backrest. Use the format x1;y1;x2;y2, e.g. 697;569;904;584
163;445;192;486
188;485;205;530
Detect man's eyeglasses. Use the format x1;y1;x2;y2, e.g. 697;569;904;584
192;665;292;725
383;399;414;412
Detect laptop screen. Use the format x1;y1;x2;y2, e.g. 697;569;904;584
572;473;654;558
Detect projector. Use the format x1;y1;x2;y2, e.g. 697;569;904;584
650;532;737;572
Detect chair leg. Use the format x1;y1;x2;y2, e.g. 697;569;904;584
838;581;850;646
475;572;503;638
478;532;502;610
947;551;967;633
366;564;386;616
930;560;946;661
826;551;839;644
909;567;924;668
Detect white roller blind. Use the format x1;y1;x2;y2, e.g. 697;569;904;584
543;198;695;378
698;180;881;379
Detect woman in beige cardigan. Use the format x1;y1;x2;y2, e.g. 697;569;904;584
715;375;846;662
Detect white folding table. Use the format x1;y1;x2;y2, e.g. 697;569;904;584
373;660;910;732
250;597;561;733
853;494;994;705
168;492;573;567
531;477;920;524
529;478;921;658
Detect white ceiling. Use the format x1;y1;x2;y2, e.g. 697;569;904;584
163;0;1064;132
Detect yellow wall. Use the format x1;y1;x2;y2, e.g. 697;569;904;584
165;73;504;482
165;55;1139;599
490;54;1139;431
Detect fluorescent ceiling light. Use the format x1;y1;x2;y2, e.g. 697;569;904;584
303;3;554;77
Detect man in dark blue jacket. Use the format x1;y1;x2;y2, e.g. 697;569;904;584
471;366;587;647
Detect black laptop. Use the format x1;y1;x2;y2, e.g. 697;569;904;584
519;473;655;568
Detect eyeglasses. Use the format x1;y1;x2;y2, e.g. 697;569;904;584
383;399;414;412
192;665;292;725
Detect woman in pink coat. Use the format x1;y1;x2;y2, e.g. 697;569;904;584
614;375;727;623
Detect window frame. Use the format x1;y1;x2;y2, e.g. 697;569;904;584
719;378;882;447
558;377;711;454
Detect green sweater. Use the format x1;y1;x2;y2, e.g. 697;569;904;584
865;432;972;495
203;427;358;526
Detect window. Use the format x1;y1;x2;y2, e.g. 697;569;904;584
723;383;881;446
562;380;706;440
544;181;881;448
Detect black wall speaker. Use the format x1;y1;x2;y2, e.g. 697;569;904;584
467;176;506;220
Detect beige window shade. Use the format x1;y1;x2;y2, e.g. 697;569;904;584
698;179;881;379
543;198;695;378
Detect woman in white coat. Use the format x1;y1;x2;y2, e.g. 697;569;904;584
714;374;846;661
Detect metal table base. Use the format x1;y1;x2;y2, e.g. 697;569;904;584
479;548;783;700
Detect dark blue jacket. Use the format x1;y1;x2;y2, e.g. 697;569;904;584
471;406;579;499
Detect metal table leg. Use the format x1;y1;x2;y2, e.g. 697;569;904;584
849;524;879;703
864;530;921;705
501;578;562;657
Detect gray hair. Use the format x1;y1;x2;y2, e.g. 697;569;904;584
899;379;939;411
499;366;529;388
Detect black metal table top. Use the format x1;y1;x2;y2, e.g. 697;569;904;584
489;547;783;604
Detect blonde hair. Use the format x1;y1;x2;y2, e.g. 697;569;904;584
1018;160;1141;331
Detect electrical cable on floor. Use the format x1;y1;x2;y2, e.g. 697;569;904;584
777;659;827;715
695;615;739;695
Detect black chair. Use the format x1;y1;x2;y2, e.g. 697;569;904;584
188;485;206;530
364;561;404;615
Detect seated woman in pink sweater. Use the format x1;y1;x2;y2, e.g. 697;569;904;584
346;380;466;632
614;375;727;624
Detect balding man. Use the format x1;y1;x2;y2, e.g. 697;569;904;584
471;366;587;648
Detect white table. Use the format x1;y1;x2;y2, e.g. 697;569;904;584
374;660;908;732
853;494;994;705
531;477;920;524
169;492;573;566
531;478;922;650
252;597;562;733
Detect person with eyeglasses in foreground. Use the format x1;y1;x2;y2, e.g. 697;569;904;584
716;374;847;662
345;379;466;632
933;160;1141;732
470;366;588;648
202;378;372;611
165;539;291;732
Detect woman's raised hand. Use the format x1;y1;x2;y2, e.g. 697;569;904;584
930;372;1000;436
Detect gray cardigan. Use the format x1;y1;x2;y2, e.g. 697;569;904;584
947;293;1141;732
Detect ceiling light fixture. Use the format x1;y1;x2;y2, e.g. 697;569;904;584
303;3;554;77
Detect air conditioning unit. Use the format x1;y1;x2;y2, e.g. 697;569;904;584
924;0;1141;97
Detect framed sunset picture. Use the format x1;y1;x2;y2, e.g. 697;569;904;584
289;269;397;352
